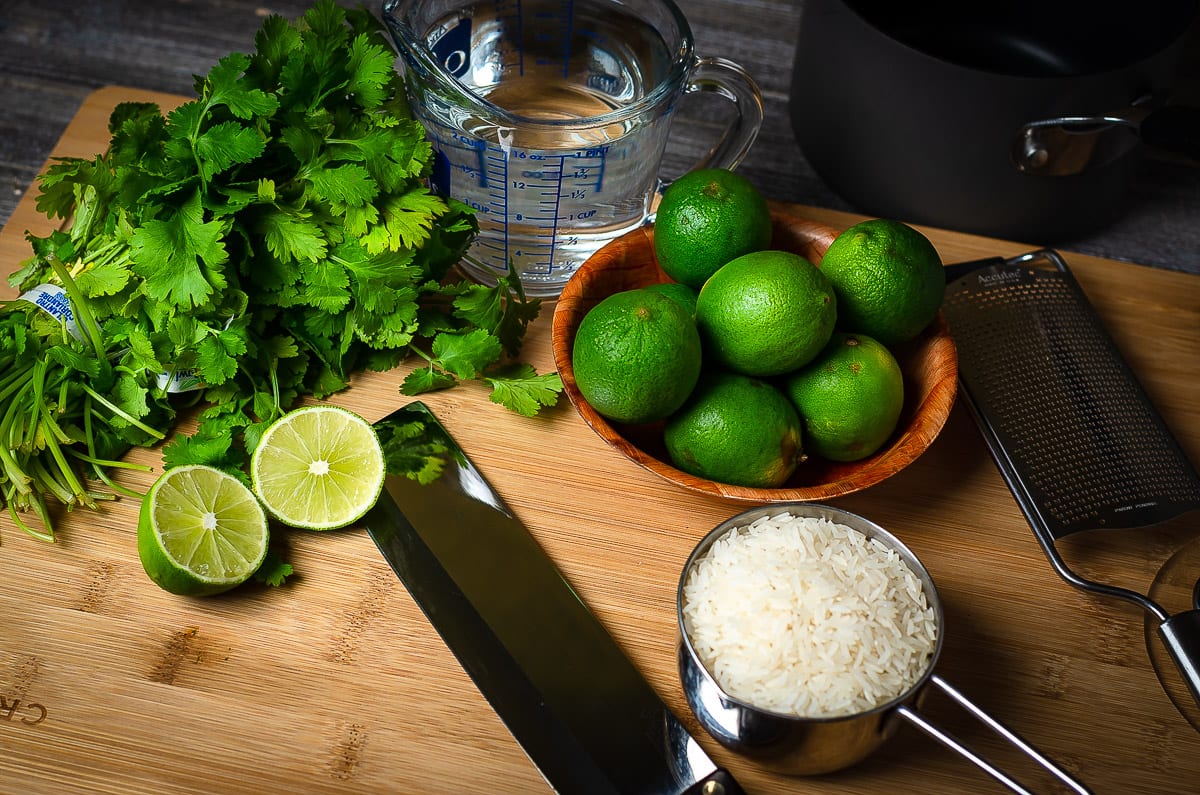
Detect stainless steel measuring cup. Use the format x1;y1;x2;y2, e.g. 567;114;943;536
381;0;763;297
676;503;1092;794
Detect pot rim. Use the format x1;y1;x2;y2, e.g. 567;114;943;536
835;0;1200;80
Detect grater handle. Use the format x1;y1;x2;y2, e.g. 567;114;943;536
1157;610;1200;710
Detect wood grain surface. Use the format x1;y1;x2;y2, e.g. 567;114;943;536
1;86;1199;795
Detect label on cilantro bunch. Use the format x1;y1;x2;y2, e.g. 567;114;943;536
19;284;83;341
155;367;205;394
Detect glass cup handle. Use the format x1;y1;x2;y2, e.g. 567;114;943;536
682;56;765;174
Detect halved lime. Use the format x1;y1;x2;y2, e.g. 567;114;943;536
137;464;270;597
250;404;385;531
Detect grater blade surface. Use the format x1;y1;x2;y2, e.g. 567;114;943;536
942;250;1200;540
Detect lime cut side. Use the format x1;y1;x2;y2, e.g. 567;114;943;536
138;464;270;596
250;405;385;531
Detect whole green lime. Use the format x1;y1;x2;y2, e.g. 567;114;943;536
783;332;905;462
572;288;703;424
819;218;944;346
653;168;772;289
664;370;804;488
695;250;837;377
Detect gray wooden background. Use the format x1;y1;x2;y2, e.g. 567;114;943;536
2;0;1197;273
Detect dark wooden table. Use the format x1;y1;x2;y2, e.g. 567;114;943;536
2;0;1198;276
2;0;1200;277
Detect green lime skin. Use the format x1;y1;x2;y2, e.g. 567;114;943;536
644;281;699;317
571;288;703;424
652;168;773;289
695;250;837;377
664;370;804;488
783;332;905;462
818;218;944;346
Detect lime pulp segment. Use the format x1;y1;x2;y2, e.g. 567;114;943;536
139;464;269;595
251;405;385;531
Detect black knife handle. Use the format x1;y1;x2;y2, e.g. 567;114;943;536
681;768;747;795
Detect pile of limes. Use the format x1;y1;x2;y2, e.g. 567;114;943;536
570;168;945;489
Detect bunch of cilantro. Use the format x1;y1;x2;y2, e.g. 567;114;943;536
2;1;561;541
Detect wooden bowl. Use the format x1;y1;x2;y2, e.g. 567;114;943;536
551;205;958;503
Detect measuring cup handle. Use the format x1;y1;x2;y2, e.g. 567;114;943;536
680;55;764;174
894;674;1092;795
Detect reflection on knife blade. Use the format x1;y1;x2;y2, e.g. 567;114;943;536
365;402;744;795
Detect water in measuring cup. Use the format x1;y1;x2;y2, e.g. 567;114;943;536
418;2;675;296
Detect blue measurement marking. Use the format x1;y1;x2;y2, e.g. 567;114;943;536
544;155;565;273
485;144;511;269
566;146;608;195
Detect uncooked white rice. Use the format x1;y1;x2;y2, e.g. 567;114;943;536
681;512;938;718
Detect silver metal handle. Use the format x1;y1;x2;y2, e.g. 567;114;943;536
894;675;1092;795
1157;610;1200;711
1012;102;1200;175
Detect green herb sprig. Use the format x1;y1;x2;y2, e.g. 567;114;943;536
3;1;562;541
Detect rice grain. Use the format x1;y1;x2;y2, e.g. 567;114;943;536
681;512;938;718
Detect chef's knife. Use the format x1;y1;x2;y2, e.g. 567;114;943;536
364;401;743;795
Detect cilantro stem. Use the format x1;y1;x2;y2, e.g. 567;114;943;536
41;424;93;509
28;456;75;508
66;448;151;472
80;457;145;500
81;384;166;440
47;256;106;358
0;365;33;405
0;381;34;495
6;494;54;544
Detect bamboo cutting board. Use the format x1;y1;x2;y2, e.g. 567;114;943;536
1;86;1199;795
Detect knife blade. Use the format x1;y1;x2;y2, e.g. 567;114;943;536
364;401;743;795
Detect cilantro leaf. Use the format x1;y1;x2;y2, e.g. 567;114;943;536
367;187;448;253
399;366;458;396
203;52;280;120
430;328;502;380
195;326;249;386
307;163;378;209
256;207;328;264
75;258;132;298
345;32;395;109
130;191;229;310
193;121;267;182
484;364;564;416
253;551;295;587
162;428;242;472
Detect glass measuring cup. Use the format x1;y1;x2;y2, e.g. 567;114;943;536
381;0;763;297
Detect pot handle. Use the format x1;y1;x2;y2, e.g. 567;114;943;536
1014;103;1200;175
894;674;1092;795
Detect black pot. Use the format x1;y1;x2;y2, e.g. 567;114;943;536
789;0;1200;242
